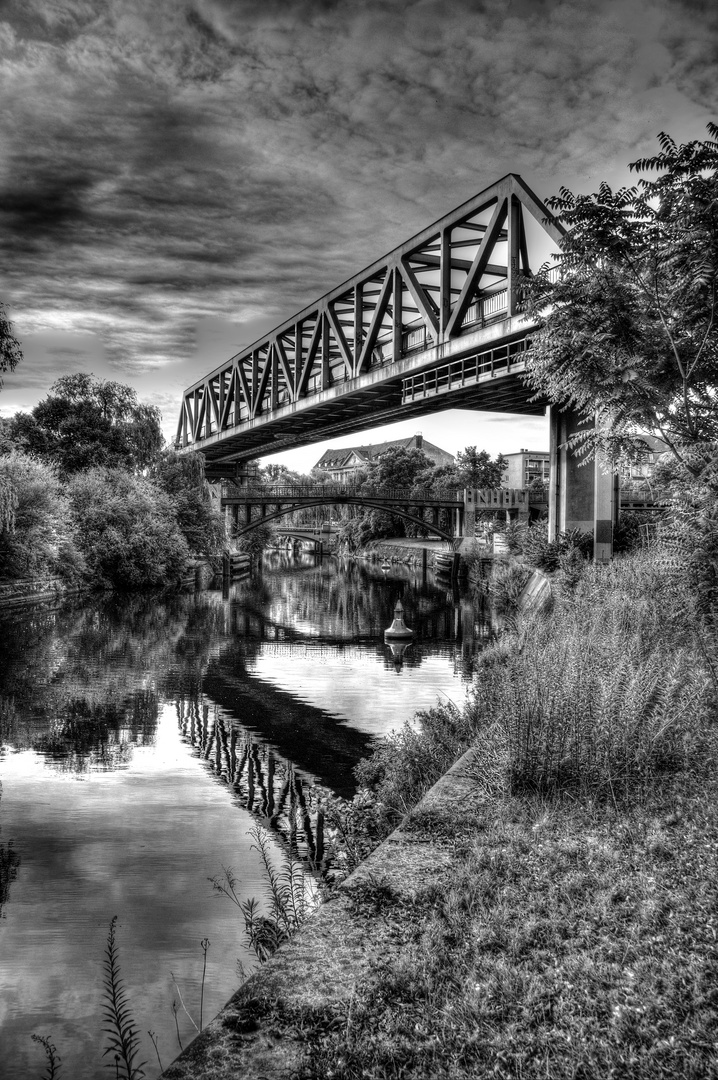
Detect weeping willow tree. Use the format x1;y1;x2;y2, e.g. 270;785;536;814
0;474;17;535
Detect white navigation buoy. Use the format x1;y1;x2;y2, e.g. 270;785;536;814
384;599;413;640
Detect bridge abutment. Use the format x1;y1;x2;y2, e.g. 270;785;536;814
548;406;616;561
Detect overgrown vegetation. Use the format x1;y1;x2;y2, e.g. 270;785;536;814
211;826;319;968
522;124;718;467
300;778;718;1080
102;916;147;1079
30;1034;62;1080
350;550;714;824
29;917;216;1076
0;373;225;590
292;547;718;1078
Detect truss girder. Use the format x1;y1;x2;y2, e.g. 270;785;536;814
177;174;564;461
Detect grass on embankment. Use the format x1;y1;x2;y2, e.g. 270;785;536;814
302;551;718;1079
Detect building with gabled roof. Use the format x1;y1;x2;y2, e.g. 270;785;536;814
314;433;454;482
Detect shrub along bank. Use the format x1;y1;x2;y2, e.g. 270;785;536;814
0;448;224;594
301;549;718;1079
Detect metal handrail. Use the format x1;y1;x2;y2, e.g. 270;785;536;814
223;484;464;502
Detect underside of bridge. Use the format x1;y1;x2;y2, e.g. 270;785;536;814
176;173;564;468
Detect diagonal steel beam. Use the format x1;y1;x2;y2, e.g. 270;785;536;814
274;335;295;400
297;318;322;398
398;259;439;335
445;197;509;337
356;272;393;374
326;303;354;378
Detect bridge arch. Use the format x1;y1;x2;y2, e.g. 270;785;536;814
233;496;454;542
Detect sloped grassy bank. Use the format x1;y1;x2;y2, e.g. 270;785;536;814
303;551;718;1080
163;550;718;1079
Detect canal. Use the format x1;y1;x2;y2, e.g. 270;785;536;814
0;553;494;1079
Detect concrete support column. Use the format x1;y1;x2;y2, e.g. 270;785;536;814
548;406;615;561
463;490;476;539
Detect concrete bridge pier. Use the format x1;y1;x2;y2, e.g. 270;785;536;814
548;406;617;561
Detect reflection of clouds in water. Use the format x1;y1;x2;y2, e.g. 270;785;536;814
249;647;469;735
0;705;276;1079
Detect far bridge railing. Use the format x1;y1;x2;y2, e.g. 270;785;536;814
219;484;466;505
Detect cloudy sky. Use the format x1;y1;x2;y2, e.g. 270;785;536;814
1;0;716;471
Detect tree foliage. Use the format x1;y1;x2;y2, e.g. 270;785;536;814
362;445;433;490
0;452;83;581
522;124;718;473
454;447;507;488
151;450;225;554
0;304;22;392
234;521;275;557
6;372;163;474
67;468;189;590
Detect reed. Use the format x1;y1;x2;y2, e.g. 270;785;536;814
30;1034;61;1079
211;826;319;964
101;916;147;1080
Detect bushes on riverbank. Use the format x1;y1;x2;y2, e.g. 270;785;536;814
333;548;716;856
0;449;224;591
68;467;191;590
0;451;85;582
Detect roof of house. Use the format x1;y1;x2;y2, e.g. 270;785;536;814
315;436;454;471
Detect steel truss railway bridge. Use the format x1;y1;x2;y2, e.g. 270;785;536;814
177;174;619;558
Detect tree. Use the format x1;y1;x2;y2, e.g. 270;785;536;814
6;373;163;474
522;124;718;474
454;447;507;489
362;446;433;490
151;450;225;554
0;304;22;392
234;522;275;557
67;468;189;589
260;462;305;486
0;452;84;581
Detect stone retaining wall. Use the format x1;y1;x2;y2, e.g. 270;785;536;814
0;577;85;610
160;747;481;1079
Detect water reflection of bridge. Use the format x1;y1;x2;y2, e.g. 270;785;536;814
176;695;330;871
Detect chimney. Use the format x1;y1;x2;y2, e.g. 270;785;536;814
415;432;423;449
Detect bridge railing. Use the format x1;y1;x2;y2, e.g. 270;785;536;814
402;336;529;403
221;484;465;503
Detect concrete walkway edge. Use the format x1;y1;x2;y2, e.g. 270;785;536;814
160;746;481;1079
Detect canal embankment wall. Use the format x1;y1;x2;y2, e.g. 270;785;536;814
0;553;248;610
160;745;482;1080
0;576;87;609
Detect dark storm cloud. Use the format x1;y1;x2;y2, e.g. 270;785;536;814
0;0;716;417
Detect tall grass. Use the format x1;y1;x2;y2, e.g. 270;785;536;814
211;826;319;964
348;551;715;831
30;1034;61;1079
472;552;713;801
101;916;147;1080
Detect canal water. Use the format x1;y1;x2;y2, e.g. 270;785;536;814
0;553;493;1079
